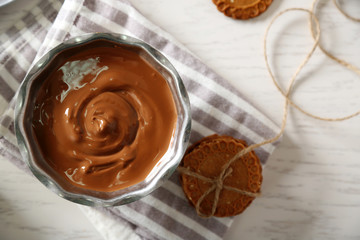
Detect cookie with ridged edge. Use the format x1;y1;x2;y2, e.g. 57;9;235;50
180;134;262;217
212;0;273;20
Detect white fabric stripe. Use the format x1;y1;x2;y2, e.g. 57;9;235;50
1;106;15;123
36;1;83;58
0;34;14;54
61;0;85;12
167;55;280;132
162;180;187;201
191;120;215;137
119;206;183;240
192;118;276;157
46;16;77;33
79;206;141;240
54;0;85;31
0;126;17;146
211;214;233;226
100;0;193;55
2;105;14;117
32;6;56;31
163;182;229;230
41;12;86;38
163;180;233;226
0;31;10;45
142;195;221;240
38;38;62;58
80;5;133;36
14;20;26;32
0;96;9;116
189;93;271;146
159;174;233;227
3;43;31;71
30;2;42;16
0;69;20;92
19;28;43;55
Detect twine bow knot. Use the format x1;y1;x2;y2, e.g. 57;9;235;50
178;150;261;218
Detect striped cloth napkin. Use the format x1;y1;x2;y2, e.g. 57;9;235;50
0;0;280;239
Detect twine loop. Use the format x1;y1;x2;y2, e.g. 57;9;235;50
178;164;260;218
179;0;359;218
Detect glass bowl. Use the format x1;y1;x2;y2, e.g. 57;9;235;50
14;33;191;206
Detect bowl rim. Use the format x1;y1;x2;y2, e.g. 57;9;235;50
14;33;191;206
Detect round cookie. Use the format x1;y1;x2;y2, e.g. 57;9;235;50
180;134;262;217
212;0;273;20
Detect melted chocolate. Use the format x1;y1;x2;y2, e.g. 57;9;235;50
32;46;177;192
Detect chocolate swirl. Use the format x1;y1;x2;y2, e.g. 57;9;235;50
81;91;139;156
33;47;177;192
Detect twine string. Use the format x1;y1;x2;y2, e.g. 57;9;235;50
311;0;360;76
332;0;360;22
179;0;359;218
178;166;260;217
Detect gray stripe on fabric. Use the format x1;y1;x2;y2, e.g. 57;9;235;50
4;58;27;83
70;13;108;33
37;0;60;22
31;1;60;39
0;53;10;66
183;76;277;139
0;115;15;135
55;8;81;25
150;183;228;237
37;0;55;11
5;26;18;37
191;105;257;144
21;11;43;30
0;76;15;102
0;46;5;55
37;0;59;23
42;27;68;43
98;205;157;240
36;26;68;58
112;201;209;240
0;136;20;157
0;137;30;174
189;129;205;144
18;42;38;64
18;12;44;41
189;113;271;163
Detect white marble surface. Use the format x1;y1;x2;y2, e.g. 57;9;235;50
1;0;360;239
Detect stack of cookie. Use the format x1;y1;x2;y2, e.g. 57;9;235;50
180;135;262;217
